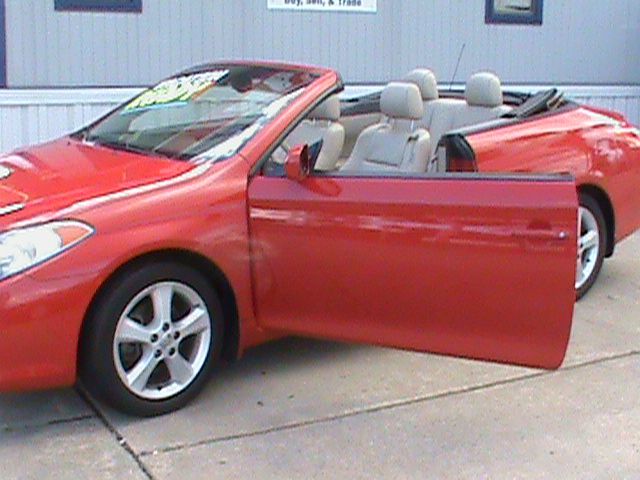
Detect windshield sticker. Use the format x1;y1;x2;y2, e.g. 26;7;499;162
123;70;229;113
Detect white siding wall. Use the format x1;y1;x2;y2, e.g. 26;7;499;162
4;0;640;87
0;88;141;153
1;86;638;154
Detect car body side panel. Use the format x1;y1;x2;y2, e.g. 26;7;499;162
0;156;268;391
468;106;640;242
612;125;640;239
0;270;96;390
248;174;577;369
0;68;343;392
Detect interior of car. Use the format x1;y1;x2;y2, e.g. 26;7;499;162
264;68;565;176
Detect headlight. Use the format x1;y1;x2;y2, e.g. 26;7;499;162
0;220;94;280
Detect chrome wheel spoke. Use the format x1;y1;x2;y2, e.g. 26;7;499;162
576;255;583;282
127;349;160;392
151;284;174;326
116;317;152;345
580;230;598;254
575;206;601;290
174;307;208;338
165;354;195;386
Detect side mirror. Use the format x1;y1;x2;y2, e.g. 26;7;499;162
285;144;310;181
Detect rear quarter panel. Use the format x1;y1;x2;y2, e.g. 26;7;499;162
467;106;640;242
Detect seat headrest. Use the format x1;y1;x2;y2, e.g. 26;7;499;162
308;95;341;121
465;72;503;107
405;68;439;101
380;82;424;120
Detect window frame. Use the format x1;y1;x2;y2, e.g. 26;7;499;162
54;0;142;13
485;0;543;25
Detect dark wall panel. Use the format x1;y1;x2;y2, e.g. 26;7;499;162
0;0;6;87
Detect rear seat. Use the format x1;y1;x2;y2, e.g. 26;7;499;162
427;72;512;158
460;72;512;125
403;68;439;128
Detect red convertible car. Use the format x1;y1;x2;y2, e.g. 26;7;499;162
0;61;638;416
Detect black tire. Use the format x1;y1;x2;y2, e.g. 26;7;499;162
79;261;223;416
576;193;607;300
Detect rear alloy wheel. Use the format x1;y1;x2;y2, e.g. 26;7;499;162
80;262;223;416
575;194;606;300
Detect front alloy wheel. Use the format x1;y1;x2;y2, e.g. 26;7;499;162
80;262;223;416
113;282;212;400
575;194;606;300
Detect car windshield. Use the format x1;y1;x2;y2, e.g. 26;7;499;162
78;65;319;162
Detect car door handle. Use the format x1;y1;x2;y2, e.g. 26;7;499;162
512;229;570;241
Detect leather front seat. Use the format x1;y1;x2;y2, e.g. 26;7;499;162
285;95;345;172
341;82;431;174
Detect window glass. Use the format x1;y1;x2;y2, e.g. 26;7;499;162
495;0;535;15
54;0;143;12
78;65;318;162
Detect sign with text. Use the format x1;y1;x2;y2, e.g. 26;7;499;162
268;0;377;13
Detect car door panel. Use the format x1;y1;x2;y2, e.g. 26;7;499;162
247;174;577;369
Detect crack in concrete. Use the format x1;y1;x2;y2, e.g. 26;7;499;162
1;414;95;434
76;386;156;480
137;349;640;458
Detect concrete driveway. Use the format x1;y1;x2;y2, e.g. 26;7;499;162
2;233;639;480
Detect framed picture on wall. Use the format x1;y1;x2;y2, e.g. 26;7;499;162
485;0;543;25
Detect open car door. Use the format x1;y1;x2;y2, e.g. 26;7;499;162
247;169;577;369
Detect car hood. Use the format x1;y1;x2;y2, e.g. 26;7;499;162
0;138;195;220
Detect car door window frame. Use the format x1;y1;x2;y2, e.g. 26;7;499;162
252;88;343;178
